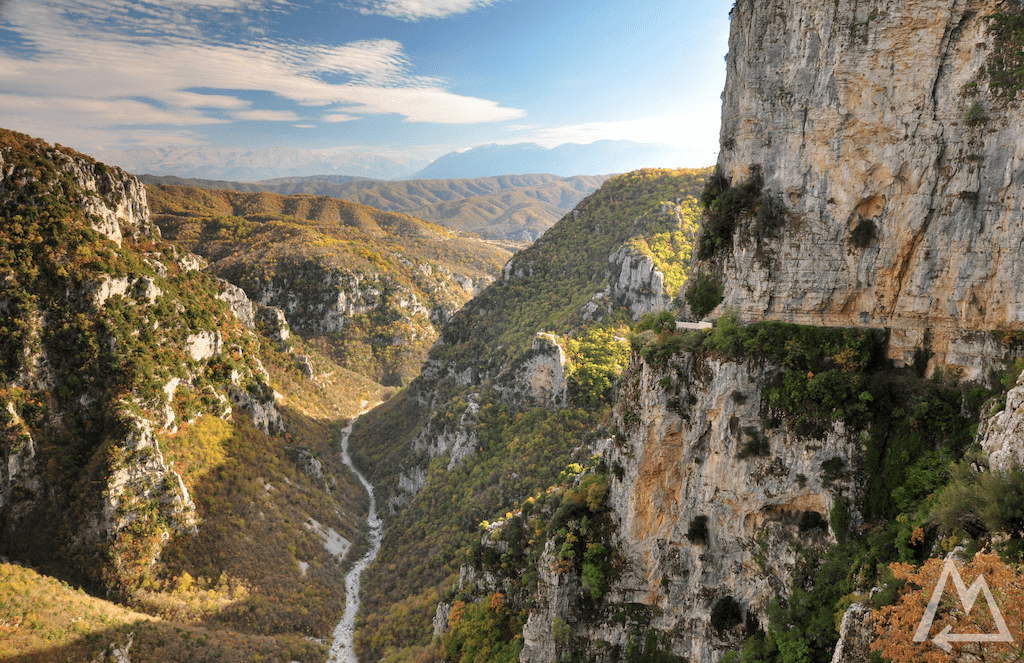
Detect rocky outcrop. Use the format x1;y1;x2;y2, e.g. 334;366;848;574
54;152;151;248
99;413;196;545
217;279;256;330
981;370;1024;471
0;403;40;519
495;333;570;409
256;305;292;349
0;133;283;592
830;603;875;663
519;350;857;663
607;247;674;319
710;0;1024;378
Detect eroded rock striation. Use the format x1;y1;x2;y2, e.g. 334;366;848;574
519;349;854;663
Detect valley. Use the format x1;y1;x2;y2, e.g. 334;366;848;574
140;173;610;243
3;2;1024;662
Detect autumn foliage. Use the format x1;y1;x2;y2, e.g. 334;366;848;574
872;553;1024;662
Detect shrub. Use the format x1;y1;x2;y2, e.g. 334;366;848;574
698;165;777;259
964;100;987;125
711;596;744;632
849;218;875;248
829;499;851;544
686;515;709;545
685;273;724;320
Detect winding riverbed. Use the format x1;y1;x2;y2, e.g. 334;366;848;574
327;417;383;663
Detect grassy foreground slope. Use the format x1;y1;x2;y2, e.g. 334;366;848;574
347;167;711;662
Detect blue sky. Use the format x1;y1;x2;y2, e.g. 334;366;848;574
0;0;732;168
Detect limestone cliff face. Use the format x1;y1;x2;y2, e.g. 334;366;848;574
0;133;280;592
519;350;857;663
495;332;570;409
981;370;1024;470
0;140;150;248
712;0;1024;378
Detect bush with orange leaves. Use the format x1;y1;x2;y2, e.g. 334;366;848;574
871;553;1024;662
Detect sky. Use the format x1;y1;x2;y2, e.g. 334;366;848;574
0;0;733;170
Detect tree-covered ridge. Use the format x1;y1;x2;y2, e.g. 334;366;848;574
141;173;610;242
147;184;509;280
148;184;512;385
432;167;712;374
347;167;709;662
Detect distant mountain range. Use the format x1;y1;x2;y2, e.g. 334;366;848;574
102;140;699;182
411;140;697;179
98;145;429;181
139;173;610;241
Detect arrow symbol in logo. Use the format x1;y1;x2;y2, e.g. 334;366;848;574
913;559;1013;652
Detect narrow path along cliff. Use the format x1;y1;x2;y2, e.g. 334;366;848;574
328;407;384;663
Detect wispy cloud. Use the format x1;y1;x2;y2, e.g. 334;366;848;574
232;110;302;122
349;0;503;21
323;113;360;122
511;113;722;153
0;0;523;151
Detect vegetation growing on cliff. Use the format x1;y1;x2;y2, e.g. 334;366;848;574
0;128;395;661
986;10;1024;100
149;184;511;386
697;166;784;260
430;168;711;374
349;168;711;662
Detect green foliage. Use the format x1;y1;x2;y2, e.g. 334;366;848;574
630;311;708;367
634;310;677;334
432;168;711;375
829;500;851;545
694;314;984;523
932;461;1024;562
354;404;602;662
439;595;522;663
622;195;701;296
761;544;856;663
625;628;687;663
566;328;631;408
986;11;1024;100
964;100;987;125
698;167;765;259
685;272;724;319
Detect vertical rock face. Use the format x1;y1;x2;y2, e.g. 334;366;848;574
0;131;279;592
714;0;1024;376
981;370;1024;470
608;247;674;319
519;350;857;663
507;332;570;409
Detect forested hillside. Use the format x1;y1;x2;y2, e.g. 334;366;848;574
346;167;710;662
148;184;510;386
0;128;394;662
140;173;609;242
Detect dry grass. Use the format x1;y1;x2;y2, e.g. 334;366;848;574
0;562;325;663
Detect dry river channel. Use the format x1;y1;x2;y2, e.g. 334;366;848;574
327;416;383;663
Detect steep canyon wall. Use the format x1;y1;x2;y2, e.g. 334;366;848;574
713;0;1024;378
